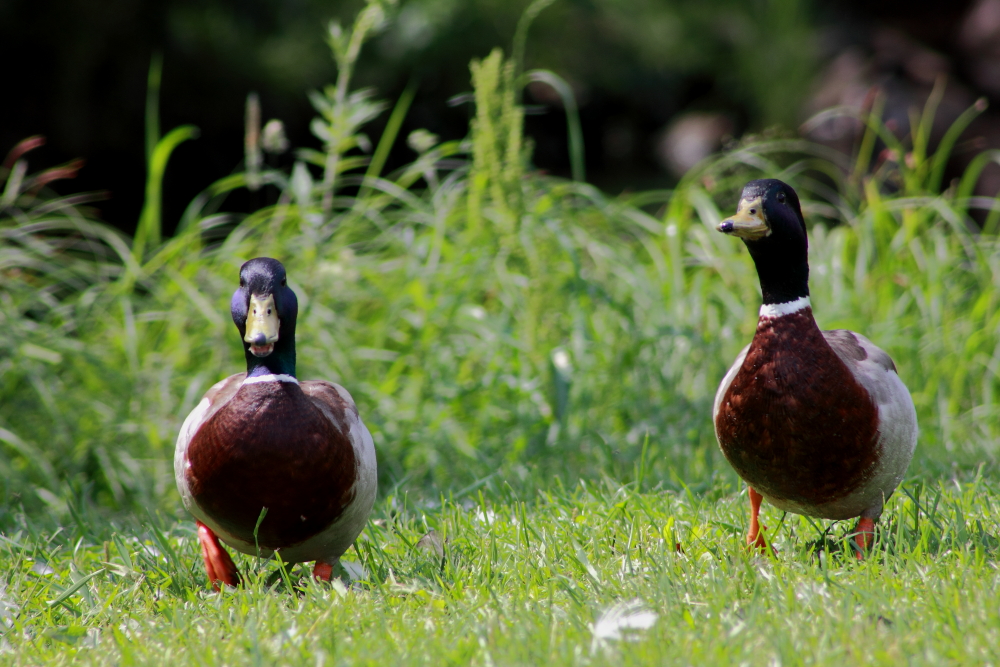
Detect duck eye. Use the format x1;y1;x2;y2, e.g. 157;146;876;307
280;278;286;287
777;192;786;203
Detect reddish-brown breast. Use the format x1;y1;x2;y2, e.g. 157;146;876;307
715;308;880;506
185;381;357;549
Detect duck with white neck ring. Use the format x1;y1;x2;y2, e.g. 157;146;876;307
173;257;377;588
713;179;917;558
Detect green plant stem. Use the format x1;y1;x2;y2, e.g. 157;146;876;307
930;97;989;196
526;70;585;182
360;77;418;200
133;125;199;263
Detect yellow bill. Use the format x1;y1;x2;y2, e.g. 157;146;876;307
717;197;770;240
244;294;280;356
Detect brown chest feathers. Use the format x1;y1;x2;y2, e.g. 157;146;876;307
185;382;357;550
715;309;881;506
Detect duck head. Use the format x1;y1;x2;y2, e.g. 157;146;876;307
717;178;809;305
231;257;298;377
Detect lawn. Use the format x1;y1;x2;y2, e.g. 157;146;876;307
2;473;999;665
3;1;1000;663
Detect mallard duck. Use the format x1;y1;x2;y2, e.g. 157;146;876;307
713;179;917;557
174;258;376;587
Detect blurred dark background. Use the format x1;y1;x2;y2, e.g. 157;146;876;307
3;0;999;236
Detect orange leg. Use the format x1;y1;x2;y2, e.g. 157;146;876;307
313;561;334;582
746;487;770;552
852;516;876;560
197;521;240;590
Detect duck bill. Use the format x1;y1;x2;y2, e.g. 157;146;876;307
244;294;280;357
717;197;770;240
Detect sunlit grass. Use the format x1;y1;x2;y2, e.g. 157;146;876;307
2;475;999;664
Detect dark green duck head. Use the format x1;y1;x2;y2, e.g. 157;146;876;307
230;257;298;378
717;178;809;305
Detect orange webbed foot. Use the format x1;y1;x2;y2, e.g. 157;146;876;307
313;561;334;582
746;487;776;555
746;527;770;552
197;521;240;590
852;516;877;560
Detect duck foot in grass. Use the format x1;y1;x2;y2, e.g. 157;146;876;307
312;560;364;588
852;516;876;560
306;560;366;591
746;487;775;555
197;521;240;590
313;561;335;582
804;518;877;560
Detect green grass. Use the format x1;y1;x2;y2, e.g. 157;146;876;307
2;475;999;665
4;1;1000;662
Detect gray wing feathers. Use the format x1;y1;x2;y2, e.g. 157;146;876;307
824;330;910;408
824;329;917;500
824;329;896;373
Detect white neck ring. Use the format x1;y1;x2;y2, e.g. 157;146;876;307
759;296;811;319
243;373;299;385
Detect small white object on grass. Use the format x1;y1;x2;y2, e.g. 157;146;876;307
339;561;367;582
29;561;55;576
591;600;658;653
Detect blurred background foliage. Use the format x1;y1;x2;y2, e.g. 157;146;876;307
5;0;1000;520
8;0;1000;234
